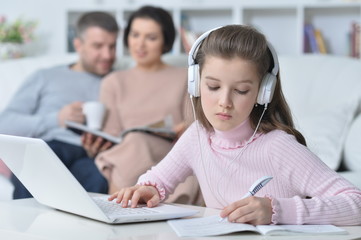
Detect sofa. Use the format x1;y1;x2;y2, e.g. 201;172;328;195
1;53;360;200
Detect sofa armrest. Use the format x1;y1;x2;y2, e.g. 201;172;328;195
344;114;361;172
0;54;78;112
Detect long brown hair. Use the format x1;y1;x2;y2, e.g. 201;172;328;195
193;25;306;146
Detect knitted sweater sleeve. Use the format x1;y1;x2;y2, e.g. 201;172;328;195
0;70;58;137
137;123;196;201
268;131;361;225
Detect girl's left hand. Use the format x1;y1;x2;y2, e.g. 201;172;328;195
220;196;272;225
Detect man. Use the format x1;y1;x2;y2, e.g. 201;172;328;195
0;11;119;199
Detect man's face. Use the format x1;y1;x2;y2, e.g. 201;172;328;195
74;26;117;76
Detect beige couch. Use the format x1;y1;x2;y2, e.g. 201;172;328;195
1;53;360;200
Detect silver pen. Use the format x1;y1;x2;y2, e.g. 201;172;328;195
219;176;273;222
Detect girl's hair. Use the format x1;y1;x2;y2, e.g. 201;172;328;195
193;25;306;146
123;5;176;54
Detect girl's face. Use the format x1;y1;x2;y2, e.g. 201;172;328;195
127;18;164;68
200;56;260;131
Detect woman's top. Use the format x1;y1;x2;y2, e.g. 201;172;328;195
138;119;361;225
95;65;203;205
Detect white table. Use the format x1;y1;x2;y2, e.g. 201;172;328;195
0;198;360;240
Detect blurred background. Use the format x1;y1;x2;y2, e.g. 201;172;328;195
1;0;361;59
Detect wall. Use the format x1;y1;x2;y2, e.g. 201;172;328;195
2;0;68;56
1;0;128;56
2;0;359;57
0;0;254;56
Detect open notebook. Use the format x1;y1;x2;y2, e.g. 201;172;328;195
168;215;348;237
0;134;198;224
65;116;177;144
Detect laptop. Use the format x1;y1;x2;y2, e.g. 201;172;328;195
0;134;198;224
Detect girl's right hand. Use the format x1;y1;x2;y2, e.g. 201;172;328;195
108;185;160;208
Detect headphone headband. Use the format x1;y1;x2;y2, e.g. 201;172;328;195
187;25;279;107
188;26;279;80
188;26;222;66
266;41;279;76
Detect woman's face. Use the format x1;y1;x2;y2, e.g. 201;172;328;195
127;17;164;68
200;56;260;131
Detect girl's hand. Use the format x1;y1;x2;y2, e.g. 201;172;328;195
220;196;272;225
81;132;112;157
108;185;160;208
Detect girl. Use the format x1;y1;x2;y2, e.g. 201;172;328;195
109;25;361;225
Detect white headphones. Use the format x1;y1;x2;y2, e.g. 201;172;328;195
187;26;279;106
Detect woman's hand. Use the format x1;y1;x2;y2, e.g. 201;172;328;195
108;185;160;208
81;132;113;158
220;196;272;225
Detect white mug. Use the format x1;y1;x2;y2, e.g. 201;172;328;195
82;101;106;130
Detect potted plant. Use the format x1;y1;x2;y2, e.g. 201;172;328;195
0;16;37;59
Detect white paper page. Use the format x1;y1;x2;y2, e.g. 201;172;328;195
256;224;348;236
65;121;122;144
167;215;258;237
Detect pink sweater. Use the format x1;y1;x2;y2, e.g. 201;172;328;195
138;119;361;225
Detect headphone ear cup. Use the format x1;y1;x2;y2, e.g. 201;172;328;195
188;64;200;97
257;73;277;105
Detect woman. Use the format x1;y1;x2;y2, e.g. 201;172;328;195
83;6;203;205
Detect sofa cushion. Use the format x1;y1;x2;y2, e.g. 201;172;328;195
339;171;361;190
0;54;78;112
279;55;361;170
296;101;357;170
344;114;361;171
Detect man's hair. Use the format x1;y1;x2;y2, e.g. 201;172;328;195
123;5;176;54
76;11;119;38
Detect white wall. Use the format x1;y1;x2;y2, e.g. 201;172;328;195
1;0;70;56
1;0;131;56
2;0;356;57
1;0;225;56
0;0;181;56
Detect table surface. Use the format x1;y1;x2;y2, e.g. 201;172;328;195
0;198;360;240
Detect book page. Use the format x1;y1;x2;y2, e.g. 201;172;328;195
119;116;176;142
256;224;348;236
167;215;259;237
120;126;176;141
66;118;176;144
65;121;122;144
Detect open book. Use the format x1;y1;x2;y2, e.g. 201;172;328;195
65;117;177;145
167;215;347;237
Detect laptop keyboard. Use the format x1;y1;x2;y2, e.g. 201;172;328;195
92;196;159;216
